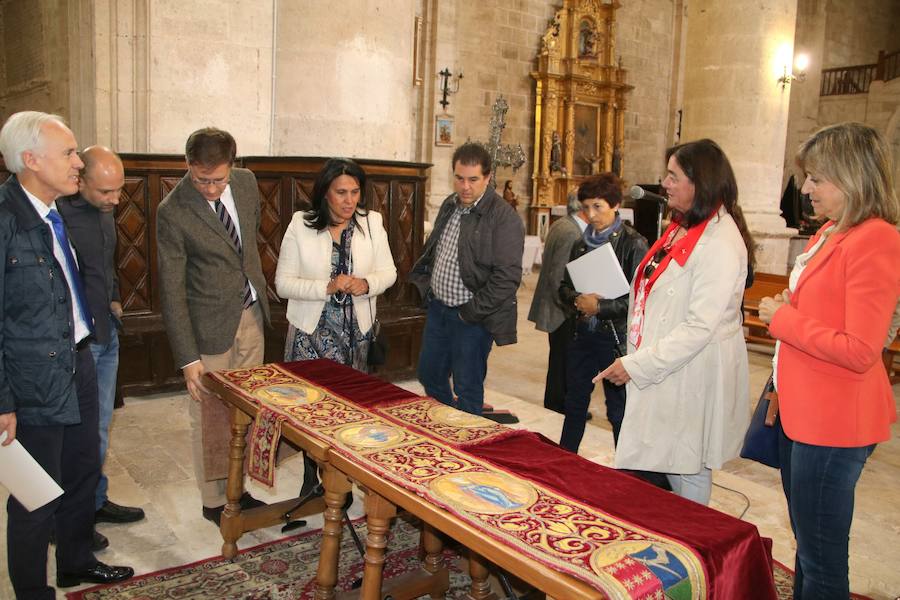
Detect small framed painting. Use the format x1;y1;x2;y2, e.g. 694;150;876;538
435;115;454;146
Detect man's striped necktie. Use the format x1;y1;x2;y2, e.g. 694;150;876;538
214;199;253;309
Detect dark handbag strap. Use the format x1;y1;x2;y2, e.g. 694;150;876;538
762;374;779;426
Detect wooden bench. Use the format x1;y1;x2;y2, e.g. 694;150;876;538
744;272;900;383
743;273;787;347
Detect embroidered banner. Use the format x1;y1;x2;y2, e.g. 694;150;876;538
209;364;708;599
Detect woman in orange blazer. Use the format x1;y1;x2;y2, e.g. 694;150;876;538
759;122;900;600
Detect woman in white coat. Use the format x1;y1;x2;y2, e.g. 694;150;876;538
276;157;397;495
597;139;754;504
276;157;397;370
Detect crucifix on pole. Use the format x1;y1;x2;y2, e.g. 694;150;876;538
476;96;526;189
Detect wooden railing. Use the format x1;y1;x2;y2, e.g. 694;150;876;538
821;49;900;96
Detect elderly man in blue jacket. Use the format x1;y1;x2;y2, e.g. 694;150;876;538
0;111;133;598
410;143;524;415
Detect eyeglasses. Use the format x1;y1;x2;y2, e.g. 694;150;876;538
643;248;669;279
190;175;230;188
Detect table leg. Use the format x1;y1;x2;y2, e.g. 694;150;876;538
466;551;499;600
315;464;353;600
221;407;251;559
422;524;448;600
359;491;397;600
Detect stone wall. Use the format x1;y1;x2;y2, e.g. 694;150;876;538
423;0;680;221
784;0;900;189
0;0;72;125
822;0;900;68
270;0;417;159
616;0;679;185
144;1;274;154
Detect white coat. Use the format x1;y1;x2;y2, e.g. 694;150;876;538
614;208;750;474
275;210;397;335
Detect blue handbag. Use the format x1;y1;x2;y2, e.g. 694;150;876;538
740;373;780;468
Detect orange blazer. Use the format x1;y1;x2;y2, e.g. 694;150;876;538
770;218;900;447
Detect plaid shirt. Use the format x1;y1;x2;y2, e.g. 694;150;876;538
431;194;483;306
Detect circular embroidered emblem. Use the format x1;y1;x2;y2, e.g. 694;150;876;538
252;383;324;406
336;423;405;448
427;405;495;428
590;540;701;599
430;471;537;515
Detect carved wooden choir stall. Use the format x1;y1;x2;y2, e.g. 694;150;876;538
0;156;430;396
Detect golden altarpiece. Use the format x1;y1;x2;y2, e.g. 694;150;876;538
530;0;633;238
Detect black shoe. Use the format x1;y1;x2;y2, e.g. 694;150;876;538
93;530;109;552
95;500;145;524
201;505;224;526
202;493;266;526
585;411;593;421
239;492;265;510
57;561;134;588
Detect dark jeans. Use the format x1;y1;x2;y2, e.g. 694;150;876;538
7;346;99;599
417;299;494;415
543;319;574;414
778;420;875;600
559;321;624;453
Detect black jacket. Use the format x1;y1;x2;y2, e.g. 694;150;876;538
559;222;648;339
58;194;120;344
0;176;81;425
410;188;524;345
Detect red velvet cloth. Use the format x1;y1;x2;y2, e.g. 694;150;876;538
280;359;776;599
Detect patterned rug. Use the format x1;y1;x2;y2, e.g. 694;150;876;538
64;517;861;600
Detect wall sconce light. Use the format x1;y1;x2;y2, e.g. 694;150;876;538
778;54;809;90
438;68;463;110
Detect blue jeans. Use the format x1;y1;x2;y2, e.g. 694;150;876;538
559;321;624;453
417;299;494;415
90;320;120;510
778;421;875;599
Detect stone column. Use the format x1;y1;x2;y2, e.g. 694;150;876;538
681;0;799;274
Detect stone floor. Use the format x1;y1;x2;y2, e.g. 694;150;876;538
1;271;898;599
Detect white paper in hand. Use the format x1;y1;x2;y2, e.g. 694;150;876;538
0;431;64;511
565;243;630;299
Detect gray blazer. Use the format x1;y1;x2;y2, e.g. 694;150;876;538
527;215;582;332
157;167;271;367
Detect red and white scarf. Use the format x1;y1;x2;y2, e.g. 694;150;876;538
628;212;717;348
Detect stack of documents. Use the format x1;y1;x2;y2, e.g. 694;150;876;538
565;243;630;298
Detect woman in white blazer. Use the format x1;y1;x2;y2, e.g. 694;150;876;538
276;157;397;371
597;139;755;505
275;157;397;496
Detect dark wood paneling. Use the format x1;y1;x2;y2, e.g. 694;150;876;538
0;155;430;394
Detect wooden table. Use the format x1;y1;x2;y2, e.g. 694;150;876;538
206;360;776;600
206;371;454;600
206;368;604;599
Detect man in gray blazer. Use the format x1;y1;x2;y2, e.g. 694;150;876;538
527;193;586;413
157;127;271;524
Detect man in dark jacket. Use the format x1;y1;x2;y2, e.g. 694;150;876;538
59;146;145;534
0;111;133;598
527;192;586;414
410;143;524;415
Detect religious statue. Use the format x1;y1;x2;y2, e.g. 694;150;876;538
549;131;563;173
502;181;518;209
578;21;597;58
612;147;622;176
583;153;602;175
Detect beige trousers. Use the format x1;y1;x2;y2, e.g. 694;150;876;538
189;303;264;508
